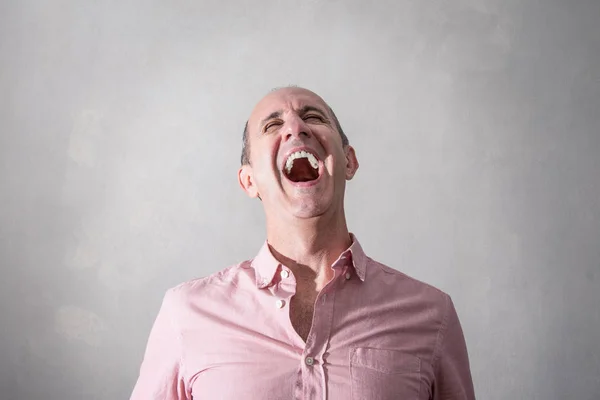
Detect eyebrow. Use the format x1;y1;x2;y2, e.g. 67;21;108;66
258;105;329;131
259;110;282;131
297;105;328;118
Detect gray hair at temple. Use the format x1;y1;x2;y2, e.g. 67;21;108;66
240;102;350;166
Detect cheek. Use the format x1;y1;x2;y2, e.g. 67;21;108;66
252;158;280;187
250;138;280;174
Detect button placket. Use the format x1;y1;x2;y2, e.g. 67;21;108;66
298;279;337;400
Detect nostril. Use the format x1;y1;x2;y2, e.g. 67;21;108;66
285;130;310;140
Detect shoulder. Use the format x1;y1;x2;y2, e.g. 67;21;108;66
365;256;451;308
162;260;255;304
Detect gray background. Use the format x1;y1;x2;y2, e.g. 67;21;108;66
1;0;599;399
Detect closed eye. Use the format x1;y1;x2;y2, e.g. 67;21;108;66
304;114;325;123
264;120;282;132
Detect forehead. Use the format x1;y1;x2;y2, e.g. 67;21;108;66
248;88;329;132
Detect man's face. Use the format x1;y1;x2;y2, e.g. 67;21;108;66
238;87;358;220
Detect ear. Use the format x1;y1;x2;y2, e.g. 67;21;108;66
344;145;359;180
238;164;260;198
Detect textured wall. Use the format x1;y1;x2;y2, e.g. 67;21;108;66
1;0;599;399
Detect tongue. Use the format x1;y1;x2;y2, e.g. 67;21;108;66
287;158;319;182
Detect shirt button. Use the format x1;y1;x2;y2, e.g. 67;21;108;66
305;356;314;366
280;270;289;279
275;299;285;309
345;272;351;280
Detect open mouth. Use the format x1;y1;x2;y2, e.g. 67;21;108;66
283;150;320;183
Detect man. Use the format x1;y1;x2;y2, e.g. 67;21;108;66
130;87;476;399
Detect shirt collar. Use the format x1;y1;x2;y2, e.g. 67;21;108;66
346;233;367;281
252;241;282;289
251;233;368;289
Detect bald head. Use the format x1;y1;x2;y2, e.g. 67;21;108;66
240;87;349;165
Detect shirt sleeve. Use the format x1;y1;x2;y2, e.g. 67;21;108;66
130;289;190;400
432;295;476;400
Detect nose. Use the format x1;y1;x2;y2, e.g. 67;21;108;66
282;114;311;142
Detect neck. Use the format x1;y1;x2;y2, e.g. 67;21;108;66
265;208;352;292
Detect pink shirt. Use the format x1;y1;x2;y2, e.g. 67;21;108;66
131;236;475;399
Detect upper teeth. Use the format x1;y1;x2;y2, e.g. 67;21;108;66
285;150;319;173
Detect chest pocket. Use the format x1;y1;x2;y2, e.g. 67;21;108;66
350;347;421;400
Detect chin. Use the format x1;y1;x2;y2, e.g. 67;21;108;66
287;196;331;219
